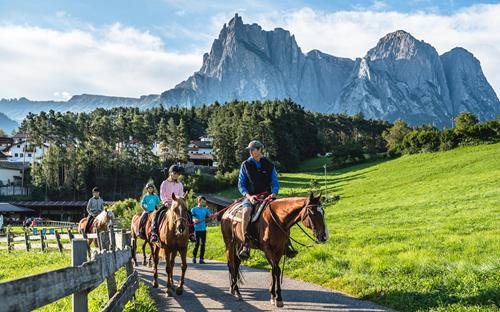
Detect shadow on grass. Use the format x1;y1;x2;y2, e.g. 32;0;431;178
366;286;500;312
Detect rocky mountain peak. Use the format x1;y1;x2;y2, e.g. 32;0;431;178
367;29;425;61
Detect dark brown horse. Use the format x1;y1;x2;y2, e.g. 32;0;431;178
131;212;154;267
221;192;328;307
152;194;190;296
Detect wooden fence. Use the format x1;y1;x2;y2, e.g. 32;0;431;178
0;229;137;312
0;228;124;252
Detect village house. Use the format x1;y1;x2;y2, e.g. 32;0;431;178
1;133;49;164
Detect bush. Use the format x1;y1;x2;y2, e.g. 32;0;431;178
188;169;239;193
331;142;365;168
111;198;141;229
400;129;440;154
440;128;460;151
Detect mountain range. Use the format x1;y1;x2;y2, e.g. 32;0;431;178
1;14;499;128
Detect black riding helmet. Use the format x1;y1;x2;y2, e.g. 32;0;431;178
168;164;182;174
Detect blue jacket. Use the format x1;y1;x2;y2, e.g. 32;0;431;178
238;156;279;196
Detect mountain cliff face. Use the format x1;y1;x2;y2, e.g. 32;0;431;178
1;15;499;127
332;31;499;127
333;31;453;126
441;47;500;121
160;14;354;112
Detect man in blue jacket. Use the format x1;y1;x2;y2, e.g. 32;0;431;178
237;140;297;260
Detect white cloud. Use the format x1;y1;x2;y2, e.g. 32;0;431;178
0;23;201;100
1;3;499;101
245;3;500;95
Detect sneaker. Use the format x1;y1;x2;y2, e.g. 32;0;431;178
199;259;206;264
192;258;196;264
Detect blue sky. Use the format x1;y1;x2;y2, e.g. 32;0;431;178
1;0;499;100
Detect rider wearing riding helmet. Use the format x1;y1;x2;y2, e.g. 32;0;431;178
86;186;104;233
151;164;184;242
139;182;161;236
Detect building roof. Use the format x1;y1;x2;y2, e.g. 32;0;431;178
0;161;29;170
0;137;13;145
195;193;233;207
189;140;212;149
12;132;27;139
0;203;34;213
13;201;115;208
189;154;214;161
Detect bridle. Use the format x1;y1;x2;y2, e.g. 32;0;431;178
268;202;324;247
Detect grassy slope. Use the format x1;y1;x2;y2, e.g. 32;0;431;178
0;250;158;312
203;143;500;311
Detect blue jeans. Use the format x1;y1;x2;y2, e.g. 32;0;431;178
241;198;253;209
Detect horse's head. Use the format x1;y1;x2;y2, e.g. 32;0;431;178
301;192;329;243
171;193;189;236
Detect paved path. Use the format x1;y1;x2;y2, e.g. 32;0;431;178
135;257;392;312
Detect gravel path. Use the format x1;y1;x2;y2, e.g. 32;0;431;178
135;256;392;311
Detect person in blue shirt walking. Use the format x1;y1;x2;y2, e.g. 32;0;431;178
191;196;212;264
139;182;161;236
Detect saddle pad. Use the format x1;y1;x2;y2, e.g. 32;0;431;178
223;202;244;222
223;201;267;223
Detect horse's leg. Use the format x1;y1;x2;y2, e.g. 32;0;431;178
152;245;160;288
169;250;176;288
142;240;147;265
131;237;138;266
176;248;187;295
262;245;278;306
233;244;243;300
148;241;154;267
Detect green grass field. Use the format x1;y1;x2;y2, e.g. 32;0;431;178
0;250;158;312
202;143;500;311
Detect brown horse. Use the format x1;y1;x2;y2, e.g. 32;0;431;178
131;212;155;267
221;192;329;307
152;194;190;295
77;208;115;255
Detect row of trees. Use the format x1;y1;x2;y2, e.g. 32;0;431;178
20;100;389;200
382;112;500;155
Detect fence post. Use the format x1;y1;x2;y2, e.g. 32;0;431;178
55;230;63;253
99;231;117;299
121;229;134;277
40;232;46;251
109;226;116;252
24;231;30;251
72;239;88;312
7;230;12;252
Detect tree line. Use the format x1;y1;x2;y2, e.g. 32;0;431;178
19;99;389;200
382;112;500;155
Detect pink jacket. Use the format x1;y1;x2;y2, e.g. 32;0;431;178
160;179;184;206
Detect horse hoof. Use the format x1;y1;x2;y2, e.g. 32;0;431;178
276;300;284;308
153;281;158;288
236;293;242;301
270;298;275;305
166;288;173;296
176;287;183;295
